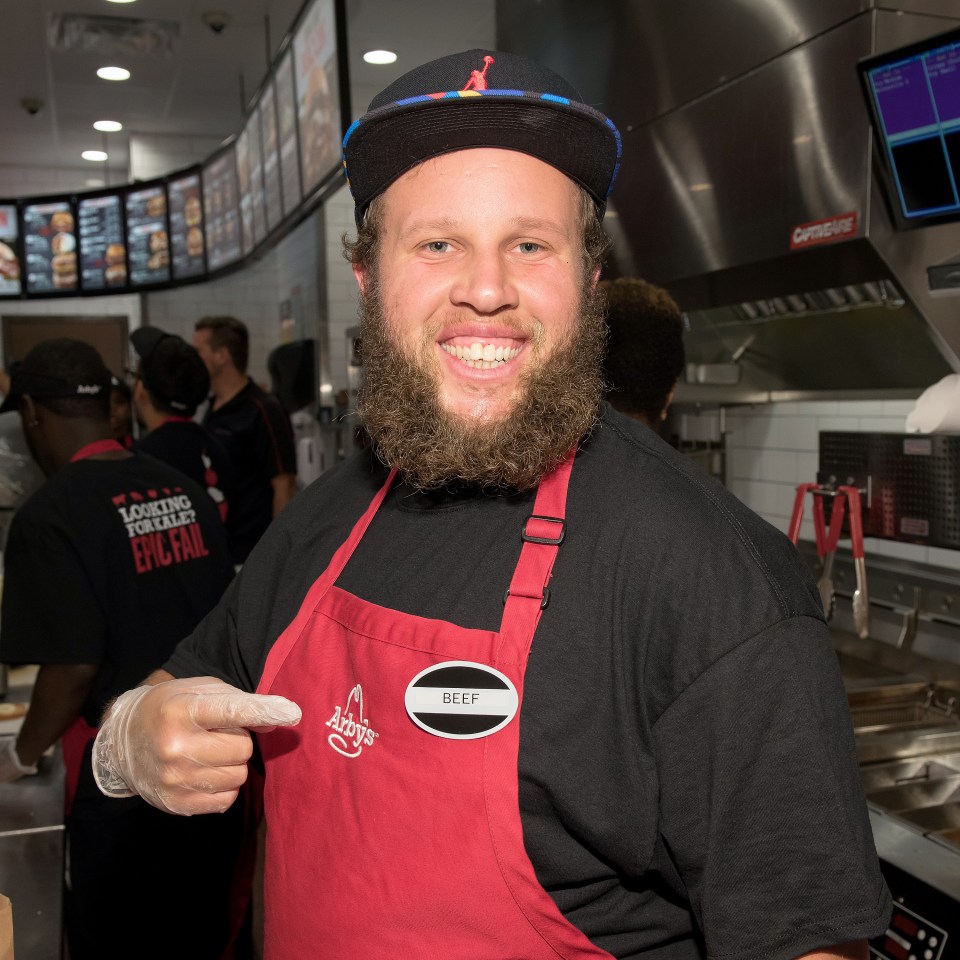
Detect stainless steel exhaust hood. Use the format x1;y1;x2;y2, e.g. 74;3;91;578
498;0;960;402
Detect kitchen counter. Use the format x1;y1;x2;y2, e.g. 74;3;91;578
0;674;65;960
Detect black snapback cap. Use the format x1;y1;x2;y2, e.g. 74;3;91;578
0;361;111;414
341;49;622;226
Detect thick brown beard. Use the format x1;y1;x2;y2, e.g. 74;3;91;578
356;276;608;492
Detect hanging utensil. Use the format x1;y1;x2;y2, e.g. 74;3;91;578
788;482;818;545
813;490;845;620
841;484;869;639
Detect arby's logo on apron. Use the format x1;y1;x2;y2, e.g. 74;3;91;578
405;661;519;740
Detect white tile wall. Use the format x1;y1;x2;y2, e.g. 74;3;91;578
722;397;960;570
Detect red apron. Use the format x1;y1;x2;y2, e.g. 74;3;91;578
257;455;615;958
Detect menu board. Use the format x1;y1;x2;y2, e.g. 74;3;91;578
22;199;78;295
125;184;170;287
168;171;205;280
258;80;284;231
246;113;267;247
0;203;22;296
292;0;342;196
275;50;302;216
202;147;242;271
78;194;127;292
236;126;255;255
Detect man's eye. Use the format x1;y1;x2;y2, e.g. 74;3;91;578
424;241;450;254
517;242;542;254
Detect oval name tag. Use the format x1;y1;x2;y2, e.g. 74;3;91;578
405;661;519;740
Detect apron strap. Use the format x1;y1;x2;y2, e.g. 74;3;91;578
497;450;576;665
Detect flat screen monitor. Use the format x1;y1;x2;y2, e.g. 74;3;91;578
292;0;343;197
167;170;206;280
78;192;127;292
0;202;23;297
859;26;960;228
202;146;243;272
125;181;171;286
275;49;302;216
258;79;284;232
21;197;78;295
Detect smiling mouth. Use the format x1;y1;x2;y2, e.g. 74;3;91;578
440;340;523;370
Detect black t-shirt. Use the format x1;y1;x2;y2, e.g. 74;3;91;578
166;404;891;960
0;452;236;727
202;379;296;563
135;420;239;557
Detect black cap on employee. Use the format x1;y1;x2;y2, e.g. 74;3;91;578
130;326;209;416
341;48;622;226
0;339;112;414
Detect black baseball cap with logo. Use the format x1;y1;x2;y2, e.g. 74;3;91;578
0;339;112;414
341;48;622;226
130;326;210;416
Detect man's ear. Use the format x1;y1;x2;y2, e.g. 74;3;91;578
353;261;368;297
589;264;602;291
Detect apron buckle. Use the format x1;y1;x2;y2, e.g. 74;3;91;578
522;515;565;545
503;587;551;609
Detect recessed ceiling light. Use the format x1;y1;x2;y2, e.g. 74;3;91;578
82;150;108;162
105;0;137;3
94;120;123;133
363;49;397;65
97;66;131;81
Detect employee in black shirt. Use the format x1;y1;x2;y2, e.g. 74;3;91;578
193;315;297;563
130;326;237;551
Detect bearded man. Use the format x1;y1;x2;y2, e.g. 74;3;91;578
92;50;890;960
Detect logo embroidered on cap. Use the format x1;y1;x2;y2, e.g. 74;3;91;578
462;54;494;91
325;683;379;758
76;384;103;395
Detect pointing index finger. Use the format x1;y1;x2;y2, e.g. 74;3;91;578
186;690;302;731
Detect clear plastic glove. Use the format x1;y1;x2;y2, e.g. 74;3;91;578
0;736;38;784
92;676;301;815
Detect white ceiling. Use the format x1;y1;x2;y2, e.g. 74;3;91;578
0;0;497;194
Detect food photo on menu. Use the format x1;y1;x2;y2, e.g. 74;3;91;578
168;171;206;280
125;185;171;286
78;194;127;291
0;204;21;296
22;201;78;294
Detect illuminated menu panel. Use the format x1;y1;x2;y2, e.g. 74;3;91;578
259;80;284;231
0;203;22;296
125;184;170;287
22;199;78;295
236;126;255;255
293;0;342;197
168;171;205;280
78;194;127;292
247;111;267;247
202;148;242;271
275;50;302;216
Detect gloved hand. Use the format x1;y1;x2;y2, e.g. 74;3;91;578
0;736;38;784
92;676;301;815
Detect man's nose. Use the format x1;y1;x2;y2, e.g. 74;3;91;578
449;248;520;315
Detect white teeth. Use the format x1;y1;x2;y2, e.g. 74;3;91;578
441;341;522;369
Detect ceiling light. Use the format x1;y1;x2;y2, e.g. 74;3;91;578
97;66;130;81
105;0;137;3
363;49;397;65
82;150;108;162
689;182;713;192
94;120;123;132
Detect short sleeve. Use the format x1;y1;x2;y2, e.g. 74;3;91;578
653;616;891;960
255;393;296;479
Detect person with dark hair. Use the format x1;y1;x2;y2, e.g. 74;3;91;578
193;315;297;563
108;375;134;448
0;338;250;959
600;276;686;427
93;51;889;960
130;325;237;551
